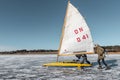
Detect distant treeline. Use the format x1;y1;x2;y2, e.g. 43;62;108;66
103;45;120;52
0;45;120;54
0;49;58;54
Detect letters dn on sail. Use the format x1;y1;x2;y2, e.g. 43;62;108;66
74;27;89;42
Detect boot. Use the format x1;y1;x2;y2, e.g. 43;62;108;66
97;65;102;69
105;66;111;70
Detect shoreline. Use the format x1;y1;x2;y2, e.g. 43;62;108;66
0;52;120;55
0;52;58;55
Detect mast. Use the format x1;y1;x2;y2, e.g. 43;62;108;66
57;0;70;62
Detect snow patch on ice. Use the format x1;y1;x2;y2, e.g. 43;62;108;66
0;54;120;79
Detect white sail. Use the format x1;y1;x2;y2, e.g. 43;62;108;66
59;2;94;56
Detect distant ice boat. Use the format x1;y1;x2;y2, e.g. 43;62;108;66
43;1;94;69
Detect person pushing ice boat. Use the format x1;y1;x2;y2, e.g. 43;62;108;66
75;54;91;64
94;44;111;70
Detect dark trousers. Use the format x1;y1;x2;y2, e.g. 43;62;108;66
98;58;107;67
81;57;91;64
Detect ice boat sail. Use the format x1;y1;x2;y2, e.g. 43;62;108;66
58;1;94;56
43;1;93;68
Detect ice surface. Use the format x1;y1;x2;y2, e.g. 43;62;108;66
0;54;120;80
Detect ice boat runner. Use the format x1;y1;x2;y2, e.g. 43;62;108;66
43;1;94;69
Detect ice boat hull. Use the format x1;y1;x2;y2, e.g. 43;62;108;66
43;61;92;67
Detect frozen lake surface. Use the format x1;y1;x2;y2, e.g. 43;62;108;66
0;54;120;80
